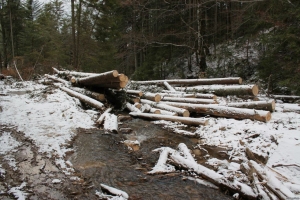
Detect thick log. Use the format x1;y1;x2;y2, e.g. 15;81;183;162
132;77;242;85
163;81;176;91
175;85;259;96
97;107;113;124
103;113;118;133
96;81;128;89
161;96;217;104
53;67;99;77
227;100;275;112
70;87;106;102
129;112;208;126
74;70;119;86
45;74;69;85
141;99;190;117
59;86;104;110
142;92;161;102
161;102;271;122
126;90;143;97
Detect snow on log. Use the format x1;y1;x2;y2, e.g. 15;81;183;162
96;81;128;89
142;92;161;102
158;93;195;98
100;183;129;199
156;109;178;116
252;173;271;200
134;102;142;109
163;81;176;91
175;85;259;96
140;99;190;117
132;77;242;85
161;96;217;104
129;112;208;126
53;67;99;77
161;102;271;122
74;70;119;86
148;147;176;174
140;104;161;114
125;90;143;97
70;87;106;102
271;95;300;102
45;74;69;85
126;102;141;113
103;113;118;133
97;107;113;124
227;100;275;112
161;90;185;94
195;93;217;100
59;86;104;110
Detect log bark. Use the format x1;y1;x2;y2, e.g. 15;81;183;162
175;85;259;96
132;77;242;85
227;100;275;112
45;74;69;85
142;92;161;102
163;81;176;91
70;87;106;102
161;102;271;122
161;96;217;104
73;70;119;86
141;99;190;117
129;112;208;126
59;86;104;110
97;107;112;124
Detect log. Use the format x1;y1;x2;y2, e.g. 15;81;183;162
161;102;271;122
142;92;161;102
158;93;195;98
97;107;113;124
161;90;185;94
129;112;208;126
132;77;243;85
100;183;129;199
271;95;300;102
59;86;104;110
140;99;190;117
160;96;217;104
156;109;178;116
125;89;143;97
140;104;161;114
195;93;217;100
175;85;259;96
103;113;118;133
53;67;99;77
45;74;69;85
96;81;128;89
163;81;176;91
126;102;141;113
227;100;275;112
70;87;106;102
74;70;119;86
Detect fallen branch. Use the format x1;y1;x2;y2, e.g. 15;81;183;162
100;183;129;199
45;74;69;85
103;113;118;133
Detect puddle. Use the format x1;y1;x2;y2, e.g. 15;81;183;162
69;118;232;199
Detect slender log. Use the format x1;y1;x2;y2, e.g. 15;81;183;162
53;67;99;77
163;81;176;91
45;74;69;85
129;112;208;126
195;93;217;100
96;81;128;89
141;99;190;117
161;102;271;122
97;107;112;124
132;77;242;85
252;173;271;200
70;87;106;102
129;95;140;104
142;92;161;102
74;70;119;86
158;93;195;98
140;104;161;114
161;90;185;94
125;89;143;97
227;100;275;112
175;85;259;96
271;95;300;102
161;96;217;104
126;102;141;113
59;86;104;110
156;109;178;116
103;113;118;133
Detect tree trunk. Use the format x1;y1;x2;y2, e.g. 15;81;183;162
160;96;217;104
175;84;258;96
53;67;99;77
142;92;161;102
227;100;275;112
132;77;242;85
74;70;119;86
129;112;208;126
161;102;271;122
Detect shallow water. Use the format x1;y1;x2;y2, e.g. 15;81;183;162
69;118;232;200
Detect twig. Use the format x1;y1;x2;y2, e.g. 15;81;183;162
272;164;300;168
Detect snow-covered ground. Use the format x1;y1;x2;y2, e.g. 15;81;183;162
1;78;300;199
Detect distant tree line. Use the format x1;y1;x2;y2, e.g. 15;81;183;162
0;0;299;94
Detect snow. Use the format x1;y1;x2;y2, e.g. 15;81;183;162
8;182;28;200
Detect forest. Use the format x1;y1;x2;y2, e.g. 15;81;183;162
0;0;299;94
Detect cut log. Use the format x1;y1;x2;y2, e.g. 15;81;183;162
161;96;217;104
74;70;119;86
140;104;161;114
141;99;190;117
227;100;275;112
163;81;176;91
161;90;185;94
161;102;271;122
132;77;242;85
126;102;141;113
125;90;143;97
103;113;118;133
59;86;104;110
129;96;140;104
129;112;208;126
96;81;128;89
45;74;69;85
70;87;106;102
53;67;99;77
134;102;142;109
97;107;113;124
195;93;217;100
158;93;195;98
156;109;178;116
175;84;259;96
271;95;300;102
142;92;161;102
